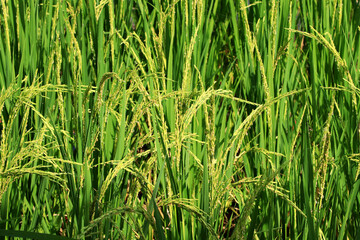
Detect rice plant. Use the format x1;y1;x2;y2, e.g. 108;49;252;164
0;0;359;239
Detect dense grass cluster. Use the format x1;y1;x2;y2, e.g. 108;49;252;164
0;0;360;239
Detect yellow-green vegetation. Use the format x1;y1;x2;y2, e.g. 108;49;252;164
0;0;360;239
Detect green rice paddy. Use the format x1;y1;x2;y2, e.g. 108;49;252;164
0;0;360;239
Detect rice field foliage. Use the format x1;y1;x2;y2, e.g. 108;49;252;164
0;0;360;239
